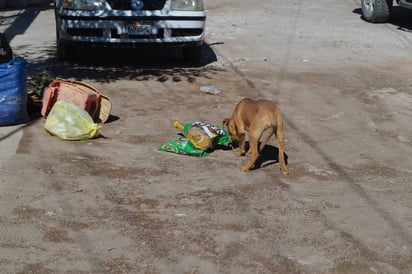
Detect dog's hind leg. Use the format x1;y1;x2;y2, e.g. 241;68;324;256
276;114;290;175
259;127;274;153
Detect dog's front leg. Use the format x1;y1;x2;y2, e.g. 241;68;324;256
235;132;246;157
241;131;260;171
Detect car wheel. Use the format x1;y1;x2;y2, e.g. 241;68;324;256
57;40;70;61
56;25;75;62
183;45;203;63
361;0;391;23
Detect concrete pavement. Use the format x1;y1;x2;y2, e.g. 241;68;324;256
0;4;54;168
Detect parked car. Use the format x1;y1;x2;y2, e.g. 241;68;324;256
54;0;206;61
361;0;412;23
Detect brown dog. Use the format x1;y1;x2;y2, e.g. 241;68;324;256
223;98;290;174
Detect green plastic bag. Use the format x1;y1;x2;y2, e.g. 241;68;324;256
179;121;231;148
158;121;232;156
158;137;208;156
44;101;101;140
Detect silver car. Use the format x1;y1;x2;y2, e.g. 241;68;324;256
54;0;206;61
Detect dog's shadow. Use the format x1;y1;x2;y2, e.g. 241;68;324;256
213;143;233;152
223;142;289;170
253;144;289;170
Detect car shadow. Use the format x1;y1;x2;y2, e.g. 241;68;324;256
353;6;412;31
52;42;219;80
26;41;224;100
25;42;223;120
69;42;217;66
2;6;223;102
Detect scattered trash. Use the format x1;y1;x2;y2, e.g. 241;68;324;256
44;101;101;141
42;78;112;123
200;85;221;95
173;121;230;150
0;56;30;126
158;121;231;156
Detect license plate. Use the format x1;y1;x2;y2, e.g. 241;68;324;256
125;22;153;35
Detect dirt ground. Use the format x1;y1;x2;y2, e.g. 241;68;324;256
1;0;412;273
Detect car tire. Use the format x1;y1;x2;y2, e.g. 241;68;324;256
57;40;71;61
361;0;392;23
56;23;75;62
183;45;203;63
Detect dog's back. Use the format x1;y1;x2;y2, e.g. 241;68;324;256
237;98;280;129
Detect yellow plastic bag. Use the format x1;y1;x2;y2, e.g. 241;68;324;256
44;100;101;140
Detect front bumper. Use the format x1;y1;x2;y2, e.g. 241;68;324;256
55;9;206;46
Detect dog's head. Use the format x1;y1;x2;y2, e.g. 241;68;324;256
223;118;238;142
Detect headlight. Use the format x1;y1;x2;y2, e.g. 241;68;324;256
170;0;204;11
62;0;105;10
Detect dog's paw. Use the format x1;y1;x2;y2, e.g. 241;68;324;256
240;166;250;172
245;152;259;158
281;168;290;175
235;150;244;157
